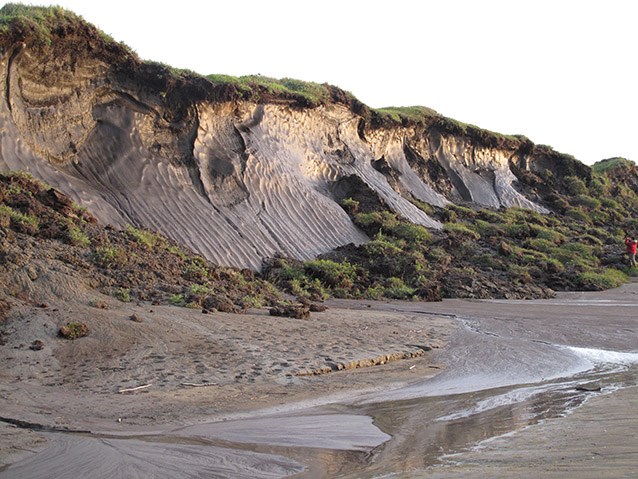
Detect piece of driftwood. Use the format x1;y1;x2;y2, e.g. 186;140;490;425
118;383;152;393
575;384;602;392
180;382;218;388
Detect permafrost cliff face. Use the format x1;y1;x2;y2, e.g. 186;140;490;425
0;28;584;270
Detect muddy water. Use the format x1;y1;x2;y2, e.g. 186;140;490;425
3;286;638;478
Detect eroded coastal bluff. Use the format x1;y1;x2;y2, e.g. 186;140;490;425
2;6;638;479
0;7;589;270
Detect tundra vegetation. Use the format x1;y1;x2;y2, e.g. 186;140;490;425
2;165;637;310
265;161;638;301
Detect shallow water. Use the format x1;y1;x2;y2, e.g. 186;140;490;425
3;286;638;478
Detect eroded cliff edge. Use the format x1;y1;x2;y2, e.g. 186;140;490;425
0;7;590;269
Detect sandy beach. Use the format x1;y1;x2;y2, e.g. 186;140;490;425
1;282;638;477
0;288;453;471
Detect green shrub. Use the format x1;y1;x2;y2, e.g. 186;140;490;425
304;278;329;300
364;235;403;256
125;225;161;249
564;176;588;195
442;208;457;222
476;209;504;224
551;195;571;213
275;260;305;282
184;261;209;282
427;247;452;263
7;208;39;233
589;210;612;226
600;198;620;209
189;284;211;296
67;225;90;247
544;257;566;273
304;259;357;288
524;237;556;253
530;225;566;244
112;287;131;303
588;177;610;197
475;253;505;270
167;244;187;259
383;277;416;299
410;199;436;216
553;242;598;269
364;285;384;300
500;222;531;238
579;234;604;246
169;293;184;305
577;269;627;290
507;264;532;283
340;197;359;214
447;204;476;219
240;295;263;309
58;322;89;340
560;242;597;259
587;227;614;244
573;195;601;210
565;207;591;223
0;205;11;228
206;74;333;107
93;246;127;268
473;219;504;237
505;207;547;226
353;211;383;230
443;222;481;240
391;222;431;242
374;105;439;123
591;157;634;174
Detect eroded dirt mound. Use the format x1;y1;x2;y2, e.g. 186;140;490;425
0;172;279;310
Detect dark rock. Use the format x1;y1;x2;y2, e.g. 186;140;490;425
269;303;310;320
202;295;239;314
129;313;143;323
296;296;311;306
29;339;44;351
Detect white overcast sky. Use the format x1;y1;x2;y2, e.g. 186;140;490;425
12;0;638;165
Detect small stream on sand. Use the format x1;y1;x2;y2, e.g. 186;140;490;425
2;287;638;478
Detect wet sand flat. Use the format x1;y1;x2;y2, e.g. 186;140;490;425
2;282;638;477
425;385;638;478
0;294;454;471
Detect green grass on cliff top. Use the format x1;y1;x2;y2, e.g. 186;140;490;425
591;157;635;174
206;74;336;108
0;3;132;51
0;3;72;29
0;4;541;148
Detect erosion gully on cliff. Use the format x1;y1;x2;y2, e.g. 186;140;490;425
0;6;590;271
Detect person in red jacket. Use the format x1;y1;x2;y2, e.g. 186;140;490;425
625;236;637;267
